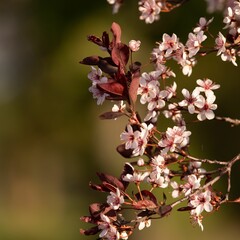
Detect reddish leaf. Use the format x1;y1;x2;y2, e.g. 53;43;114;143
158;205;172;217
80;56;100;65
177;206;195;211
111;22;122;45
128;74;139;105
102;31;110;50
99;111;124;120
133;199;157;210
97;172;125;191
87;35;103;46
116;143;133;158
80;226;100;236
98;81;124;96
89;181;109;192
89;203;106;217
111;43;129;72
135;190;158;205
98;57;118;74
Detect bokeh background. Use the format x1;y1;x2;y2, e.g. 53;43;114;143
0;1;239;240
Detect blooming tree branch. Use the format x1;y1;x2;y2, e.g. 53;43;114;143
79;1;240;239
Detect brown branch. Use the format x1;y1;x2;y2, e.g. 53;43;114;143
215;116;240;127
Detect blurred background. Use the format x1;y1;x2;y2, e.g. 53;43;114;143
0;0;239;239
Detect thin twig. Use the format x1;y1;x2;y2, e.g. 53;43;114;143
215;116;240;127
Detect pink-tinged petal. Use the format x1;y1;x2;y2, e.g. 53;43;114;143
205;110;215;120
204;202;213;212
188;104;195;114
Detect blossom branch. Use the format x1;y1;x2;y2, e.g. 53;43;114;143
215;116;240;127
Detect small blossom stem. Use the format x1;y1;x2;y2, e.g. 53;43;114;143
137;183;143;200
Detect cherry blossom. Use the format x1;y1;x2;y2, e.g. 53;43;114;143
147;171;169;188
193;17;214;33
196;78;220;95
179;88;201;114
190;190;213;215
171;181;182;198
122;171;149;183
120;124;140;150
159;33;179;57
107;188;125;210
215;32;226;56
195;93;218;121
186;31;207;58
158;126;191;152
99;213;120;239
137;71;160;104
182;174;201;196
129;40;141;52
221;48;238;66
138;0;162;24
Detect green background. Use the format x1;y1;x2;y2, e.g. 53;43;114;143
0;1;239;240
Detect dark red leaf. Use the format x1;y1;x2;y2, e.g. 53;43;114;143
80;226;100;236
135;190;158;205
111;43;129;73
177;206;195;211
116;144;133;158
158;205;172;217
80;56;100;65
128;74;139;106
111;22;122;45
87;35;103;46
98;57;118;74
102;31;110;50
98;81;124;96
133;199;157;210
89;203;107;218
89;181;109;192
97;172;125;191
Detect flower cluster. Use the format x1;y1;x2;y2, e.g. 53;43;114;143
80;2;240;239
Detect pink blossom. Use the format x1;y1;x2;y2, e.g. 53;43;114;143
221;48;237;66
158;126;191;152
87;66;108;84
186;31;207;58
193;17;214;33
215;32;226;56
129;40;141;52
138;0;162;24
171;181;181;198
195;93;218;121
182;174;201;196
120;124;140;150
179;88;201;114
190;190;213;215
99;213;120;239
138;71;160;104
122;171;149;183
159;33;179;57
196;78;220;95
107;188;125;210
